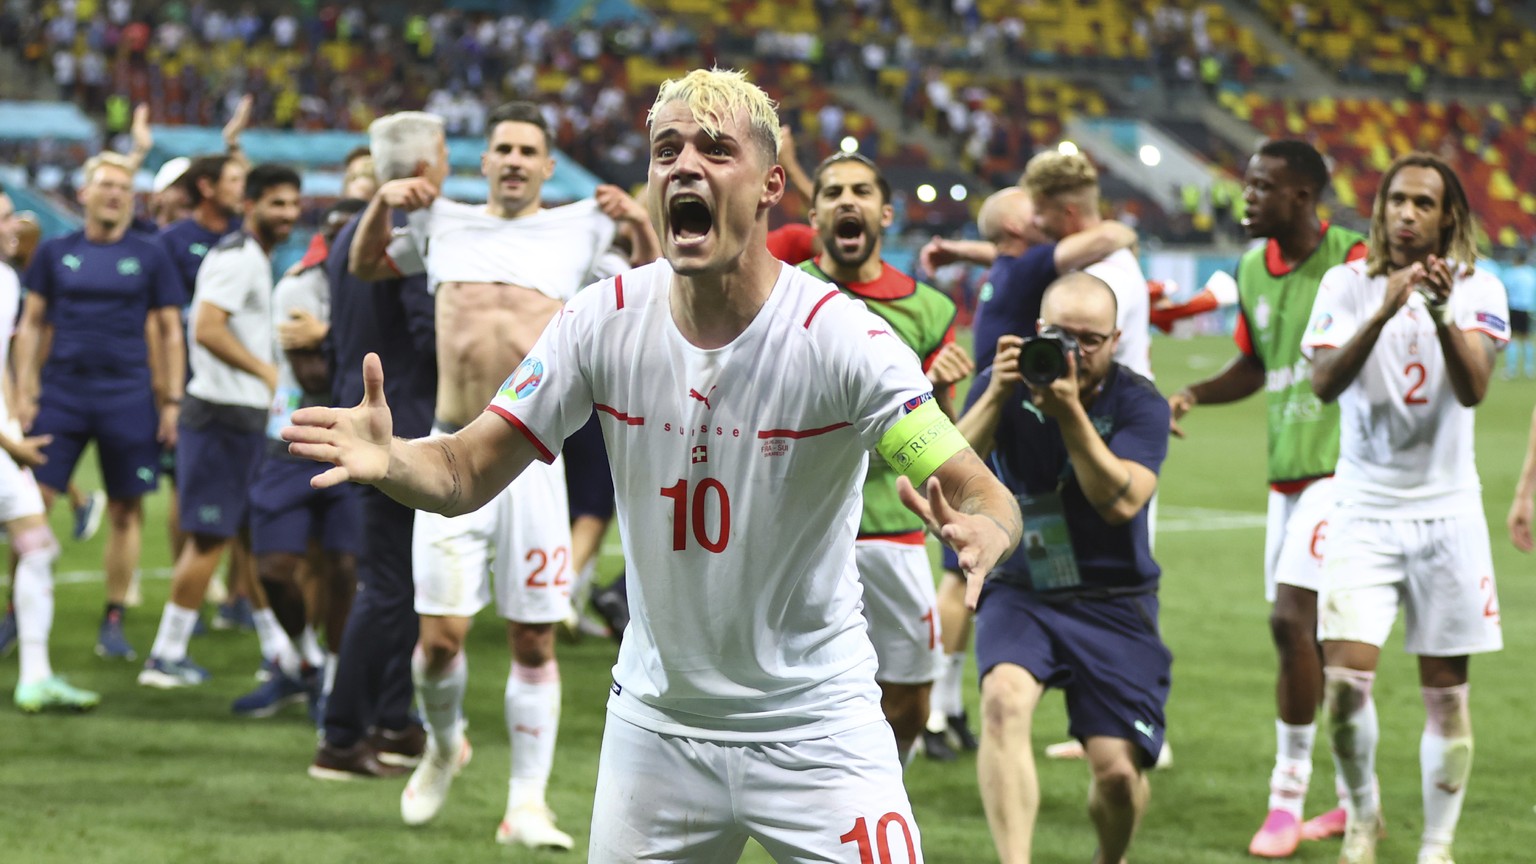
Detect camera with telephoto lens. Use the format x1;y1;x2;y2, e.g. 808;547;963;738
1018;326;1081;386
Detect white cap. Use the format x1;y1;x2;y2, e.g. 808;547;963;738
152;157;190;194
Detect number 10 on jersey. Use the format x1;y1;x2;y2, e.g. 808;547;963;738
660;478;732;553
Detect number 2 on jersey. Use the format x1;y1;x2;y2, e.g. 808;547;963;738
660;478;731;553
1404;362;1429;405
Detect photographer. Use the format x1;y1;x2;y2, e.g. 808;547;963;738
956;272;1171;864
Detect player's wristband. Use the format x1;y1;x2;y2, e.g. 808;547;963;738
877;398;968;487
1425;300;1451;326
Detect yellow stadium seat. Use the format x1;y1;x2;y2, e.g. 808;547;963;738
1490;170;1517;202
1520;194;1536;215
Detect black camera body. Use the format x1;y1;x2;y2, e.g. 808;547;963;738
1018;326;1081;386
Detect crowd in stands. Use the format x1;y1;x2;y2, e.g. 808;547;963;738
1256;0;1536;88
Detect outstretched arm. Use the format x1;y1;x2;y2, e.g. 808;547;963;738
1168;352;1264;437
349;179;438;281
283;353;539;516
1054;221;1136;272
899;449;1021;610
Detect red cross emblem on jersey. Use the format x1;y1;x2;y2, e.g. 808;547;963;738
691;445;708;464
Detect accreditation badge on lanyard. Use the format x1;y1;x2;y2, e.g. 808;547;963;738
1017;490;1082;591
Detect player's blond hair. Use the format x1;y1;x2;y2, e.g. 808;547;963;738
1366;151;1479;277
648;68;780;163
1021;150;1099;203
82;151;135;186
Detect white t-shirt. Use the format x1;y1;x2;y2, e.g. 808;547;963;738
187;233;274;411
1086;247;1153;379
387;197;629;299
0;263;18;426
489;260;937;742
1301;259;1510;516
267;265;329;439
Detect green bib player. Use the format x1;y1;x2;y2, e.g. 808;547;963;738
798;151;973;760
1167;140;1366;858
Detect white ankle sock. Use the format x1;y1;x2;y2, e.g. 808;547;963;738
252;608;302;677
1420;684;1473;851
1269;720;1316;815
300;624;326;669
506;661;560;811
1325;667;1380;821
413;647;467;758
149;603;200;663
937;652;965;718
14;547;56;685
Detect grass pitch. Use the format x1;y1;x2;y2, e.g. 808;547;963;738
2;334;1535;863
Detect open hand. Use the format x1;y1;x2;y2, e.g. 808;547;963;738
283;353;394;488
898;475;1013;610
925;342;974;389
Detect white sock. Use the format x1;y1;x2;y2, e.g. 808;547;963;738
413;647;468;758
506;660;561;812
322;652;338;696
14;547;56;685
1325;667;1380;821
149;603;200;663
937;652;966;718
1420;684;1473;853
572;559;598;608
252;608;303;677
1269;720;1316;815
300;624;326;669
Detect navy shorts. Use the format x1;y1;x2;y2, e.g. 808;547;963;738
32;371;160;500
176;415;264;539
250;454;364;555
564;409;615;521
974;581;1172;768
941;545;960;572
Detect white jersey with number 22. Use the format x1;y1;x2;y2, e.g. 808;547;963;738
489;259;938;742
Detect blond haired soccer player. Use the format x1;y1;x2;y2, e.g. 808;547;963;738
289;68;1020;863
1305;153;1508;864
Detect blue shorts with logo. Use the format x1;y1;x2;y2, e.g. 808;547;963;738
564;409;615;522
974;580;1172;768
33;369;161;500
250;452;364;556
176;400;265;539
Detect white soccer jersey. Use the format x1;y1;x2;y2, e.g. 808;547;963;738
489;260;939;742
386;197;628;299
1086;247;1153;379
1301;259;1510;516
0;263;19;425
186;233;274;411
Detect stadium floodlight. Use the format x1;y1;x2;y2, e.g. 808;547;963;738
1057;140;1079;156
916;184;937;203
840;136;859;153
949;184;968;202
1139;145;1162;167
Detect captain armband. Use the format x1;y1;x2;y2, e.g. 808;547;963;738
876;398;969;486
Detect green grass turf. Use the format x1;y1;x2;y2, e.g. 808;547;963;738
3;333;1535;863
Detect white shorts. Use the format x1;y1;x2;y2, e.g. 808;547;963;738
0;451;45;524
589;712;923;863
412;449;573;624
855;539;942;685
1263;477;1335;601
1319;510;1502;656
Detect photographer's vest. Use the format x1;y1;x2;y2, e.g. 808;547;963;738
1236;223;1365;488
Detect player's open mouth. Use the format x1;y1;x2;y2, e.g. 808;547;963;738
834;213;866;254
669;194;713;245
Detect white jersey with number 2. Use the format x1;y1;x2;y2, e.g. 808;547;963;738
1301;259;1509;517
488;259;938;742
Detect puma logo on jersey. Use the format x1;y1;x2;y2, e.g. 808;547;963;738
688;385;716;410
868;329;895;340
513;724;542;738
